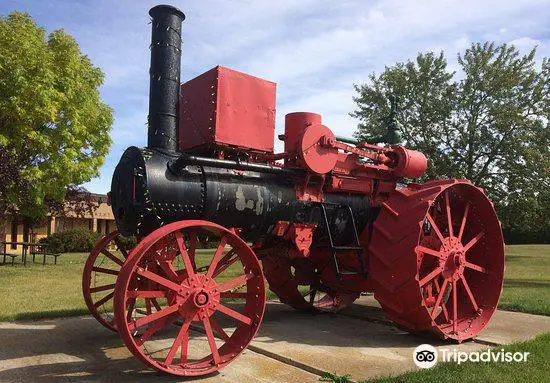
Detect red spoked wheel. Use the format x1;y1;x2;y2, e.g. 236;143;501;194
113;220;265;376
369;179;504;342
262;251;359;312
82;230;132;331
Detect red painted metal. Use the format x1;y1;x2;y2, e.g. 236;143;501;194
284;112;322;160
391;145;428;178
263;112;428;205
299;124;339;174
272;222;317;257
82;230;130;331
179;66;276;153
368;179;504;341
261;249;360;312
113;220;265;376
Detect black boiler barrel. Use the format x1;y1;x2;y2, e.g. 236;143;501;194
110;147;371;241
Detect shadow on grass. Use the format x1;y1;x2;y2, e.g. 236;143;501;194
503;279;550;288
5;308;90;322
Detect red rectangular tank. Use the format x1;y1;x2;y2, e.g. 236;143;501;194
179;66;276;153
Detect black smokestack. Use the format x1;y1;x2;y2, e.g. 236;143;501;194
147;5;185;151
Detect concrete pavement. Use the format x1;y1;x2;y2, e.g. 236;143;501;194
1;296;549;382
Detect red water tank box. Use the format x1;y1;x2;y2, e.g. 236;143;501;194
179;66;276;153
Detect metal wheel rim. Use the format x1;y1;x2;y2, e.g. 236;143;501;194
113;220;265;376
415;183;504;340
82;230;130;331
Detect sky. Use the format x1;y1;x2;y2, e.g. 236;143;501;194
1;0;549;194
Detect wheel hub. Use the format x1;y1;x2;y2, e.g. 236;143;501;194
168;274;221;319
439;237;466;280
193;290;209;307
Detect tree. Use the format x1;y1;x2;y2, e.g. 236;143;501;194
0;11;113;219
351;42;549;243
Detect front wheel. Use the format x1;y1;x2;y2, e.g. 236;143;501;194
113;220;266;376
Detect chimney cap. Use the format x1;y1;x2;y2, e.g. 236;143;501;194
149;4;185;20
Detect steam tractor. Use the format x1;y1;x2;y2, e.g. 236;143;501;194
82;4;505;377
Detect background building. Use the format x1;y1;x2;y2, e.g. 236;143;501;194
1;193;115;251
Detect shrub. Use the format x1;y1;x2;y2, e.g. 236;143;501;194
39;229;102;253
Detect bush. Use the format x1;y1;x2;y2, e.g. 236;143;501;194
39;229;101;253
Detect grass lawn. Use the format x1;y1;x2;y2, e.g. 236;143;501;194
0;252;90;321
366;332;550;383
0;244;548;321
498;245;550;316
0;249;275;322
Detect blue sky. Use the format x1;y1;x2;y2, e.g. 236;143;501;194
1;0;549;194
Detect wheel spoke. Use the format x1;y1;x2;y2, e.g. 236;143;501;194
309;288;316;304
426;212;445;243
159;261;180;281
165;315;193;365
220;292;248;299
210;317;231;342
126;298;136;322
127;290;167;298
203;316;221;364
217;304;252;325
145;298;152;314
136;267;182;293
452;279;458;333
445;191;453;237
100;249;124;267
219;273;251;292
415;245;444;259
174;231;195;277
458;203;470;241
465;261;488;274
90;283;116;293
460;275;479;311
128;303;180;331
212;249;238;278
188;231;198;270
91;266;118;276
206;236;229;278
419;266;443;287
180;325;189;366
93;291;114;309
151;298;163;311
463;231;485;252
432;278;450;320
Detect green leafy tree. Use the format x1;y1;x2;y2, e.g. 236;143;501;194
0;11;113;218
352;42;549;243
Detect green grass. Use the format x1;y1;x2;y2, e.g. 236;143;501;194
320;372;353;383
0;249;274;322
0;252;90;321
0;245;548;322
365;332;550;383
499;245;550;316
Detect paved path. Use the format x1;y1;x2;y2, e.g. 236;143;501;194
1;296;549;382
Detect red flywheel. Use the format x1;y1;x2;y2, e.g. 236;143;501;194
369;179;504;342
113;220;265;376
